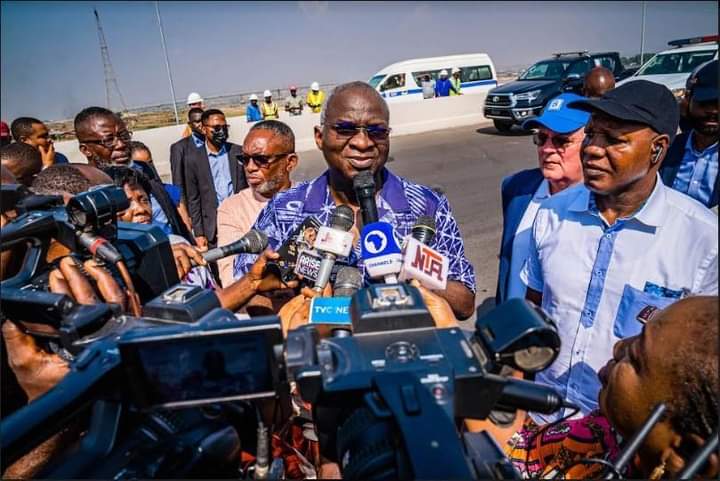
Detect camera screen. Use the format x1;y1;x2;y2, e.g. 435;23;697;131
126;330;275;408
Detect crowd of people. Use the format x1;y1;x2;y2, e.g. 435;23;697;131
0;57;718;479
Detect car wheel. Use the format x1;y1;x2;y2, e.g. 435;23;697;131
493;119;513;132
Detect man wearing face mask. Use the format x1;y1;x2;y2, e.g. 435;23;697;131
183;108;247;250
660;59;718;210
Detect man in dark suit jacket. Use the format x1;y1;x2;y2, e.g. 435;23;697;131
184;109;247;249
169;108;204;193
660;59;718;210
496;93;589;304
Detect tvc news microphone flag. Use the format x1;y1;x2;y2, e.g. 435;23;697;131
398;236;449;290
360;222;403;283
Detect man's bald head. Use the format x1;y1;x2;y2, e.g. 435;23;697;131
0;142;42;186
582;67;616;98
74;106;118;140
321;81;389;125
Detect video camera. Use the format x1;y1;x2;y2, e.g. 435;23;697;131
1;278;564;480
0;183;178;303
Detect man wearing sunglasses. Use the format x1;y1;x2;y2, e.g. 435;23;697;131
521;80;718;423
183;108;247;251
496;93;589;305
216;120;298;288
233;81;477;320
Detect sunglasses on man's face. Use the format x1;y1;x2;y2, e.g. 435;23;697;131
238;152;292;168
532;131;574;150
204;125;229;133
330;122;391;141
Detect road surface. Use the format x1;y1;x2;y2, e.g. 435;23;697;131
290;123;538;323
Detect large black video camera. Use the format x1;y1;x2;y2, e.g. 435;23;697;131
1;279;565;480
0;183;178;303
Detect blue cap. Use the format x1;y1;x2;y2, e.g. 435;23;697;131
522;93;590;134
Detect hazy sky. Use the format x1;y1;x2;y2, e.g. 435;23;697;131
1;1;717;121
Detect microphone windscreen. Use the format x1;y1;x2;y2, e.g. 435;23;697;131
412;215;436;245
244;229;269;253
353;170;375;191
331;205;354;232
334;266;363;297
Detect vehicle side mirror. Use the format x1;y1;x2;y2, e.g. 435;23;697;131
564;73;582;82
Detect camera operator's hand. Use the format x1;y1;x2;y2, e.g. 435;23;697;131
2;322;69;402
279;285;331;336
195;235;209;252
48;256;128;312
409;280;459;328
171;243;207;279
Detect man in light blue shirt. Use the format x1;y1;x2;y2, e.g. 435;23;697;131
522;80;718;422
661;59;718;209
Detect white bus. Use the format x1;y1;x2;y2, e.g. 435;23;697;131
368;53;497;102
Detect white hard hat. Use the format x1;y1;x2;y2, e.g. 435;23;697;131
451;67;460;74
186;92;203;105
440;69;448;77
311;81;320;91
249;94;258;101
263;89;272;98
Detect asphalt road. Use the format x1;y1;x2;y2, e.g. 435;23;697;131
291;121;538;324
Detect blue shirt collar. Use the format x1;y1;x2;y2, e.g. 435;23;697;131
569;174;666;227
191;132;205;148
205;142;228;157
686;131;719;156
302;168;411;214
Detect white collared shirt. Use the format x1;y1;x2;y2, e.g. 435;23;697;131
507;179;550;300
521;175;718;422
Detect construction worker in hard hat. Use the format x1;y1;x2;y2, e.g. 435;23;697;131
285;85;304;116
182;92;205;137
450;67;462;96
434;70;453;97
306;81;325;114
246;94;262;122
260;90;279;120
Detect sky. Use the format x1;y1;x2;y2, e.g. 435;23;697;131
1;1;717;122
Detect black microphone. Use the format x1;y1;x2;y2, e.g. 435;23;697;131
353;171;378;225
496;377;567;414
313;205;355;291
411;215;436;245
202;229;269;263
677;431;719;480
333;266;363;297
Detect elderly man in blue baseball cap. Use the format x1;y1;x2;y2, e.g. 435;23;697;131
495;93;590;304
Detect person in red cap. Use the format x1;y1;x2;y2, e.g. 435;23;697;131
284;85;304;116
0;121;11;147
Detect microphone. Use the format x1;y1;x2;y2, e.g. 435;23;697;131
202;229;268;263
312;205;355;292
353;171;378;225
495;377;567;414
333;266;363;297
360;221;403;283
77;232;123;264
398;216;449;290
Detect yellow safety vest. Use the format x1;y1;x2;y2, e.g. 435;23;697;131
450;77;462;96
261;101;279;119
306;90;325;113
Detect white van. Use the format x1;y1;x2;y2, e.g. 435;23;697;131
368;53;497;102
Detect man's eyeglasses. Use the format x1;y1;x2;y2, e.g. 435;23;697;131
204;125;229;133
80;130;133;149
238;152;293;168
330;122;391;141
532;131;574;151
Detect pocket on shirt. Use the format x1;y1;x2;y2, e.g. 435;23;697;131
613;284;677;338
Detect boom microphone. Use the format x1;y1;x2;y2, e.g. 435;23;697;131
313;205;355;291
202;230;268;263
353;171;378;225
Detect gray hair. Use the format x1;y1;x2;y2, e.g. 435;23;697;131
248;120;296;151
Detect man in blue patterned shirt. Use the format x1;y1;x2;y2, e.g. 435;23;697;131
234;81;476;319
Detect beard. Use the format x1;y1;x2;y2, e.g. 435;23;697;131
690;115;720;137
254;176;285;197
91;152;112;168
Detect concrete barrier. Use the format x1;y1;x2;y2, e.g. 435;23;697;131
54;92;489;178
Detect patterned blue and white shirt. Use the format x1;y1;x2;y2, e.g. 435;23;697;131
233;168;476;292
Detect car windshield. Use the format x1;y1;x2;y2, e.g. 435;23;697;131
368;74;386;89
519;61;571;80
636;50;716;75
